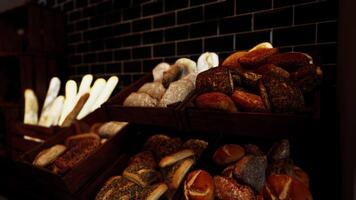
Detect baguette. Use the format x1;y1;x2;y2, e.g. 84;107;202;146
91;76;119;111
77;74;93;97
24;89;39;125
38;95;64;127
33;144;67;167
61;93;90;127
77;78;106;120
59;80;78;125
38;77;61;125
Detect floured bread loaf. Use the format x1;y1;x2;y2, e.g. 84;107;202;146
197;52;219;73
175;58;197;77
159;79;194;107
138;82;166;100
123;92;158;107
153;62;171;82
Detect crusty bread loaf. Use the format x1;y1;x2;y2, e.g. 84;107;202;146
158;79;194;107
65;133;101;148
195;92;238;113
97;121;128;138
123;92;158;107
239;48;279;69
24;89;39;125
141;183;168;200
153;62;171;82
33;144;67;167
138;82;166;100
95;176;142;200
231;90;267;112
222;51;248;69
123;163;161;187
91;76;119;111
61;93;90;127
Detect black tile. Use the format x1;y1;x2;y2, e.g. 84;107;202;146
83;6;96;18
69;10;82;21
235;31;270;50
177;39;202;55
132;18;152;32
83;53;97;63
90;15;106;27
68;33;82;43
68;66;77;75
105;11;121;24
101;26;114;38
153;43;175;57
132;0;151;5
77;65;91;74
190;0;218;6
115;49;131;60
236;0;272;14
273;25;316;46
143;2;163;16
163;56;180;63
89;40;105;51
165;0;189;11
113;0;131;10
205;35;234;52
123;6;141;21
319;64;336;85
294;43;337;65
165;26;189;41
67;24;75;33
177;7;203;24
120;74;132;87
154;13;175;28
96;1;112;15
112;23;131;35
254;7;293;29
63;1;74;12
89;0;102;4
77;43;89;53
83;29;96;40
274;0;315;8
190;21;218;38
98;51;113;62
91;64;106;74
70;55;82;65
278;46;293;53
143;30;164;44
220;15;252;34
295;1;338;25
132;46;152;59
121;34;141;47
106;63;122;73
132;74;145;82
143;59;164;72
105;37;121;49
123;61;142;73
318;21;337;43
76;0;88;8
67;44;77;54
76;19;89;31
205;0;234;20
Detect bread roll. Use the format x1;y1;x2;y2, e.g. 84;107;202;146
213;176;255;200
128;151;157;169
234;155;268;192
231;90;266;112
123;163;161;187
239;48;279;69
164;158;195;190
266;52;311;72
153;62;171;82
184;170;214;200
159;149;195;168
91;76;119;111
141;183;168;200
96;176;142;200
61;93;90;127
77;78;107;120
33;144;67;167
293;166;310;188
258;79;271;112
290;64;323;93
143;134;171;152
155;137;182;161
249;42;273;52
123;92;158;107
222;51;248;69
97;121;128;138
182;139;208;159
175;58;197;77
244;144;265;156
196;67;234;95
24;89;39;125
213;144;245;166
138;82;166;100
268;139;290;162
159;79;194;107
263;174;313;200
221;165;235;178
162;64;182;88
195;92;238;113
197;52;219;73
65;133;101;148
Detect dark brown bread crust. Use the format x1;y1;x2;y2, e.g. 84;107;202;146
214;176;256;200
128;151;157;169
231;90;266;112
196;67;234;95
266;52;310;72
254;64;290;79
239;48;279;69
195;92;238;113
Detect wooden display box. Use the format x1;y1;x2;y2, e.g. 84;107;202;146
104;74;187;129
76;124;323;199
179;91;320;137
14;119;132;199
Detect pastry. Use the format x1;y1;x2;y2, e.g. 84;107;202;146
195;92;238;113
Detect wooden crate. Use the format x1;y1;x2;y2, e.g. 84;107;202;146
104;74;187;129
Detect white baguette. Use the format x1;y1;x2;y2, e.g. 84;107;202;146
76;78;106;120
77;74;93;97
38;96;64;127
59;80;77;125
40;77;61;114
91;76;119;111
61;93;90;127
24;89;39;125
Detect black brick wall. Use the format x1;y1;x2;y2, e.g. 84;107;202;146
48;0;338;89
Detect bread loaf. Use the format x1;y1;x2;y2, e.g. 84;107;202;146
222;51;248;69
33;144;67;167
123;163;161;187
175;58;197;77
196;67;234;95
266;52;311;72
184;170;214;200
97;121;128;138
59;80;77;125
138;82;166;100
249;42;273;52
39;77;61;125
214;176;255;200
38;95;64;127
65;133;101;148
162;64;182;88
141;183;168;200
195;92;238;113
239;48;279;69
159;149;195;168
123;92;158;107
24;89;39;125
182;139;208;159
231;90;266;112
91;76;119;111
95;176;142;200
159;79;194;107
153;62;171;82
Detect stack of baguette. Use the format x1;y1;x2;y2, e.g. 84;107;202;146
123;52;219;108
32;121;127;174
24;74;119;128
96;134;209;200
194;42;322;113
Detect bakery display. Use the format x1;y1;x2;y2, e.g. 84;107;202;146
23;74;119;127
191;42;322;114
